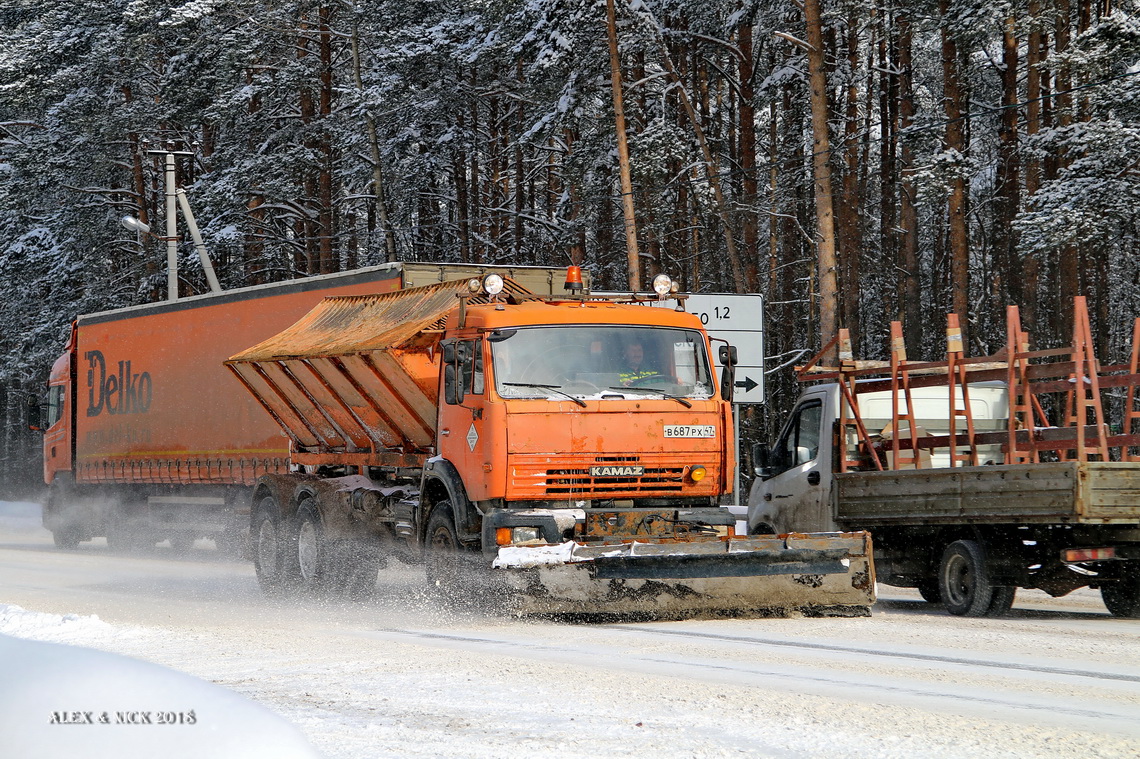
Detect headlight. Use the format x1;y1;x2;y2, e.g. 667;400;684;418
495;526;543;545
483;273;505;296
652;274;673;296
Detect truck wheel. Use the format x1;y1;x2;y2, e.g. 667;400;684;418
253;497;292;595
425;503;468;603
939;540;996;617
52;526;81;550
295;498;332;596
986;586;1017;617
341;543;381;601
1101;578;1140;618
916;580;941;604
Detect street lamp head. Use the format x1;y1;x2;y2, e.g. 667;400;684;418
121;215;151;235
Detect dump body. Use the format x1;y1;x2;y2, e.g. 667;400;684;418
229;281;875;617
40;263;573;547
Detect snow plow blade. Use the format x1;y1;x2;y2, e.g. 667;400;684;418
491;532;876;618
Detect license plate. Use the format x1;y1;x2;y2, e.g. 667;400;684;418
664;425;715;438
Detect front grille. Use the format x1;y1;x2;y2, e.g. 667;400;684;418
544;466;685;495
509;454;713;499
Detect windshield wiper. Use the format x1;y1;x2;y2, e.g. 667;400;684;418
607;387;693;408
502;382;587;408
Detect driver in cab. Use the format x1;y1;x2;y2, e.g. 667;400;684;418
618;341;658;386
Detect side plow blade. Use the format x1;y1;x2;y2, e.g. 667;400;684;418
492;532;876;618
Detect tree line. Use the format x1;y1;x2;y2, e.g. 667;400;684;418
1;0;1139;493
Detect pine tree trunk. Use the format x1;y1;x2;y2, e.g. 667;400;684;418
805;0;839;358
606;0;641;290
738;15;759;292
838;10;862;347
898;10;922;352
1023;0;1046;335
940;0;970;342
994;13;1021;306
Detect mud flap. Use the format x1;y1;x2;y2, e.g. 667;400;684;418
492;532;876;618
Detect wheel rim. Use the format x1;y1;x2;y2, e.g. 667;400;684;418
943;552;972;607
257;518;277;580
298;519;319;581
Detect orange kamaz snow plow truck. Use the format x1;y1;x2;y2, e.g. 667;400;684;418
222;271;875;617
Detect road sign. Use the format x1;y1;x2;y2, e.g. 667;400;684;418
657;293;765;405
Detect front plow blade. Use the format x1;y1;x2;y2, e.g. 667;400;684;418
494;532;876;618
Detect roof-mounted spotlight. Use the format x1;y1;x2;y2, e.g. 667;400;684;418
652;273;676;298
482;273;505;296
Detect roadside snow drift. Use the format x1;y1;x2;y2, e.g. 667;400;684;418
0;604;320;759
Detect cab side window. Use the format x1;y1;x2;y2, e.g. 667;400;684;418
46;385;65;428
462;340;483;395
776;400;823;472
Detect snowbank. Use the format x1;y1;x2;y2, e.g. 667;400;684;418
0;604;320;759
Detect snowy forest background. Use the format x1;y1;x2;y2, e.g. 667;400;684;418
2;0;1140;495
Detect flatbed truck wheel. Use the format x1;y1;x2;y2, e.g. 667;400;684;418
916;580;941;604
985;586;1017;617
1101;578;1140;618
939;539;997;617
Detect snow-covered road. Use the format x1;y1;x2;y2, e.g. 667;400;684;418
3;500;1139;758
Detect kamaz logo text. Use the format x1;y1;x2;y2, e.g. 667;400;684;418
86;350;152;417
589;465;645;477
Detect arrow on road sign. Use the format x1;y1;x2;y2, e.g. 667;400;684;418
734;376;759;393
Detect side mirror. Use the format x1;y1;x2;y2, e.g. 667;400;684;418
752;442;775;479
718;345;738;367
441;339;457;365
27;401;43;432
719;363;736;402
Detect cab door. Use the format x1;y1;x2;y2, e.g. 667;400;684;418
749;397;832;533
438;338;489;500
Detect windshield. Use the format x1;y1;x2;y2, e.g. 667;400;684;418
490;326;714;400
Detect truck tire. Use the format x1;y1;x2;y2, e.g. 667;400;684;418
52;526;81;550
985;586;1017;617
939;539;996;617
252;496;292;595
1101;578;1140;618
916;580;941;604
294;498;332;596
424;503;469;604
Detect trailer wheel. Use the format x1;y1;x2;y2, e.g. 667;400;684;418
1101;578;1140;618
253;497;291;595
425;503;469;603
939;540;996;617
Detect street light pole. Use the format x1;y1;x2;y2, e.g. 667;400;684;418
164;151;178;301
